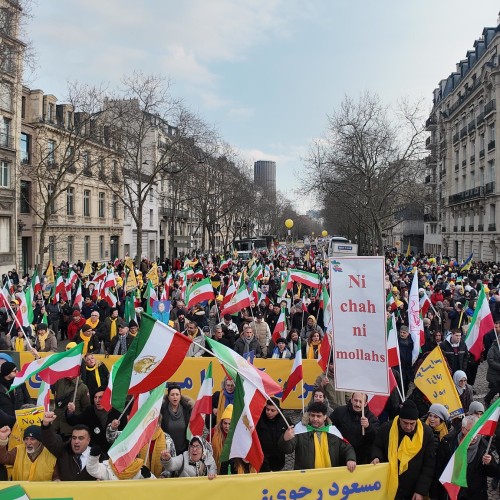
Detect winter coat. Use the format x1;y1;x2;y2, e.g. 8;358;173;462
52;378;91;436
441;338;469;373
314;371;350;409
0;379;31;417
256;409;288;472
486;342;500;387
184;328;205;358
163;449;217;478
233;336;262;357
34;330;58;352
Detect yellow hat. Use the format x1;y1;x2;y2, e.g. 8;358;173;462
485;286;490;293
396;300;404;307
216;295;224;302
392;286;399;293
221;404;233;421
66;342;77;351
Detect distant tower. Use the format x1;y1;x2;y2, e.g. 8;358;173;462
253;160;276;198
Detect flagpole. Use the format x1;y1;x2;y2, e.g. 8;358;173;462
208;413;212;444
301;378;305;415
194;342;290;427
4;300;34;352
117;396;135;421
72;376;80;405
485;433;494;455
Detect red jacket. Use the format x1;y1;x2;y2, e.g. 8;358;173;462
67;317;86;340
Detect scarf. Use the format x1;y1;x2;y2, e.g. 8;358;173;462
461;432;480;463
113;335;128;355
109;318;117;340
37;332;49;351
15;337;24;352
216;390;234;422
387;417;424;500
86;318;100;329
243;336;253;354
426;418;448;441
307;340;321;359
138;427;167;477
79;333;91;355
453;370;467;395
86;364;101;387
109;457;144;479
313;431;331;468
211;426;227;472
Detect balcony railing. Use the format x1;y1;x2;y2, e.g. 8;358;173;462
485;181;495;195
476;112;485;126
159;207;190;219
489;224;496;232
488;140;495;151
425;116;437;130
468;120;476;133
460;126;468;139
448;186;485;205
485;99;496;116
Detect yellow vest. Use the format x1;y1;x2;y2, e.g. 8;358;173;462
12;444;57;481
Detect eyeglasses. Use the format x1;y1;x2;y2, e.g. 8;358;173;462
189;444;202;450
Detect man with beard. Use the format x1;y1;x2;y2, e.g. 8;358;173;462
330;392;379;464
371;399;435;500
0;424;57;481
41;411;96;481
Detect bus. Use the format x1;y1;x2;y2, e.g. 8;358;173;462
327;236;358;258
233;236;273;260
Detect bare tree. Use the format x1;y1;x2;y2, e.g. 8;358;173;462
303;92;427;255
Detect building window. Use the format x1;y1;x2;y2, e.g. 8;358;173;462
150;209;153;227
98;158;104;179
0;161;9;188
98;192;105;218
66;110;72;129
67;236;74;262
0;217;9;252
49;235;55;262
48;183;56;214
67;187;74;215
83;189;91;217
20;133;30;164
490;123;496;142
488;160;495;184
1;117;11;148
20;180;30;213
47;140;55;165
1;44;14;74
84;235;90;261
83;152;91;175
490;204;496;225
0;81;12;111
112;160;118;179
48;103;55;123
99;235;104;260
149;188;153;202
112;194;118;219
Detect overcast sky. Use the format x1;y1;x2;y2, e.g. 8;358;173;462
24;1;500;213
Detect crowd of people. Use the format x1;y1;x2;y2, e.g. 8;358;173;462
0;250;499;498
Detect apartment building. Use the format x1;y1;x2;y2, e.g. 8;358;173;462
425;19;500;261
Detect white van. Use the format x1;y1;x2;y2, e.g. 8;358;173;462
327;236;358;258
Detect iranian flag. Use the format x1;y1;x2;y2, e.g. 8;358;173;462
321;284;333;333
145;279;158;314
220;374;266;471
293;421;345;441
271;308;287;343
10;343;84;390
15;289;33;327
31;274;42;295
37;381;51;411
206;337;281;398
124;294;137;326
290;269;320;288
278;270;291;296
0;485;30;500
66;269;78;293
281;340;302;401
187;362;213;439
221;278;236;310
160;283;169;301
409;269;423;364
101;356;124;412
419;293;432;317
387;313;400;367
101;271;118;307
220;280;251;316
318;332;332;372
464;286;494;361
108;384;164;474
192;268;204;281
367;368;398;417
93;265;108;283
52;271;66;303
440;399;500;499
73;281;83;310
111;313;192;411
219;257;232;272
186;277;215;309
386;291;397;312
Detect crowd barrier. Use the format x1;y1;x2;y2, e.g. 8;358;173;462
3;463;390;500
4;352;325;410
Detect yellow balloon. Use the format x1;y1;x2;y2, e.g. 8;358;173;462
285;219;294;229
322;230;328;237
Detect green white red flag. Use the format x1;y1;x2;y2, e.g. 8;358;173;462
145;279;158;314
464;286;494;361
289;269;320;288
15;289;33;327
321;284;332;333
220;280;250;316
278;270;291;296
386;291;397;312
10;343;84;390
111;313;192;411
52;271;66;303
73;281;83;310
387;313;399;367
101;355;124;411
219;258;233;271
220;374;266;471
271;308;287;343
281;339;302;401
107;384;164;474
186;277;215;309
317;332;332;372
367;368;397;417
187;362;213;439
37;381;51;411
440;399;500;499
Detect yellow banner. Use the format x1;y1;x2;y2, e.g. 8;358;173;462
45;260;55;284
146;263;159;287
20;354;323;410
82;261;93;277
8;463;389;499
125;268;138;293
414;345;464;418
15;406;44;433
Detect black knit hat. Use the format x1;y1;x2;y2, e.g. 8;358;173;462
399;400;419;420
0;361;16;377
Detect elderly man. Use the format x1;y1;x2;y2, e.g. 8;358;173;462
108;319;134;355
0;424;57;481
234;325;262;358
249;312;271;357
41;411;96;481
279;401;356;471
183;321;205;357
371;399;435;500
330;392;379;464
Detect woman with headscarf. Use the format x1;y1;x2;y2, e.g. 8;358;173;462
286;328;301;359
161;436;217;479
211;404;232;474
211;377;235;425
452;370;473;426
160;384;193;454
300;315;323;341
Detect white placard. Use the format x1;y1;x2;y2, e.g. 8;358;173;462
329;257;389;395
